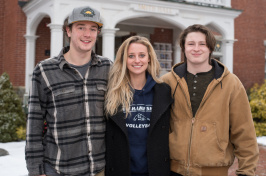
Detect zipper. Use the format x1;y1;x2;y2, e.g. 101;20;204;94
178;82;194;176
185;80;220;175
187;117;195;175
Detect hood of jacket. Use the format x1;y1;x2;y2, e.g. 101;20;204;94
132;73;156;103
171;59;230;83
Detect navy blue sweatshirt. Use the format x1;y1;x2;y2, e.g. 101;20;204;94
125;74;156;176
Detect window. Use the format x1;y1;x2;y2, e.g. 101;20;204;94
154;42;173;76
213;36;223;62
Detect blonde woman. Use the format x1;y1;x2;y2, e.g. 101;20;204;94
105;36;172;176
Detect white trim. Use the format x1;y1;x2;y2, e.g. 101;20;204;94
24;35;39;93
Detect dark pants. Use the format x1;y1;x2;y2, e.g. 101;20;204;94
44;163;64;176
44;163;105;176
170;171;183;176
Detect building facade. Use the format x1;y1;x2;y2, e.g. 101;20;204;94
0;0;265;96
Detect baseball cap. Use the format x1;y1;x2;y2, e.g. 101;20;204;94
68;6;103;27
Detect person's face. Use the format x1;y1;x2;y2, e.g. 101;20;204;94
66;21;99;53
184;32;211;67
126;43;150;79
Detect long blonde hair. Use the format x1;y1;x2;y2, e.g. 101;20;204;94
105;36;162;116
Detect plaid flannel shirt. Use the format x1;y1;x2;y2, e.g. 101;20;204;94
25;47;112;176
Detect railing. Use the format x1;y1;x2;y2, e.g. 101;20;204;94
184;0;231;8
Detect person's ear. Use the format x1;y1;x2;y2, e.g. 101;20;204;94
66;26;71;37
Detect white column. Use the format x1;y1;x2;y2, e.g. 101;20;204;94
173;45;181;65
225;0;231;8
101;28;119;61
48;23;63;57
222;39;235;73
24;35;39;94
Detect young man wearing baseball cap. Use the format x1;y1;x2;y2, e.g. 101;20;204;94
25;6;111;176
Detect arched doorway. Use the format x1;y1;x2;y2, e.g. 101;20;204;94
35;17;51;65
99;16;182;76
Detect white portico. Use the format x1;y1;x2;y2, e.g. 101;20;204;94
22;0;241;93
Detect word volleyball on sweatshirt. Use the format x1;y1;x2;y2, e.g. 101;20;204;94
126;104;152;129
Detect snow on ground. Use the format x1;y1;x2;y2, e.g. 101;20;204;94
257;136;266;146
0;141;27;176
0;137;265;176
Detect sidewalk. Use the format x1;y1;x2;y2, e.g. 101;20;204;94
228;144;266;176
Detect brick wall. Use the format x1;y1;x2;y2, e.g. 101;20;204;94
232;0;266;89
0;0;4;74
0;0;50;87
150;28;173;44
0;0;27;87
35;18;51;65
3;0;21;86
15;1;27;86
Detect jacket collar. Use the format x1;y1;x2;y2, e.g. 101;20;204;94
149;83;173;134
173;62;187;79
173;59;224;80
211;59;224;79
109;108;128;137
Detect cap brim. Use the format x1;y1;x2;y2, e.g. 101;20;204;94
70;20;103;27
94;22;103;27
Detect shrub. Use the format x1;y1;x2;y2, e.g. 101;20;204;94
16;126;26;140
0;73;26;142
249;80;266;136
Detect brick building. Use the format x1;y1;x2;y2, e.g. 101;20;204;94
0;0;27;87
232;0;266;88
0;0;265;97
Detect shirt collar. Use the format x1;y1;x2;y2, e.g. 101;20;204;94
57;46;102;70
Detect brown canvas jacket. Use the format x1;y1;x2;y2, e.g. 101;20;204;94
161;59;259;176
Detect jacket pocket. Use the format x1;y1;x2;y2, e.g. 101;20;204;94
94;83;107;108
96;83;107;92
169;119;191;165
191;120;225;166
52;85;80;119
87;82;107;118
53;85;76;96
